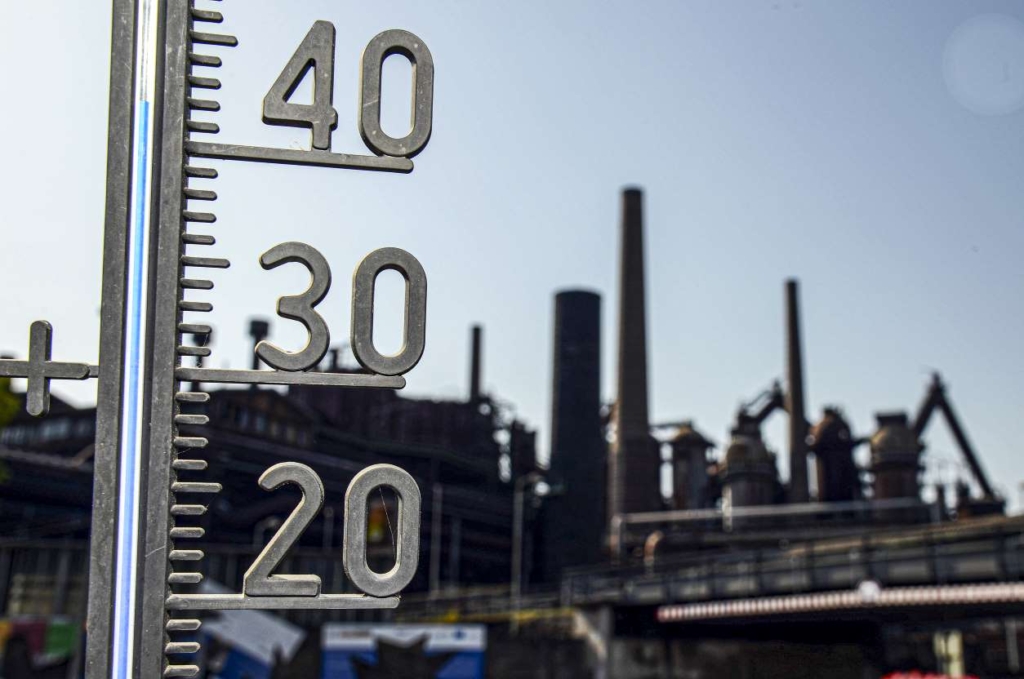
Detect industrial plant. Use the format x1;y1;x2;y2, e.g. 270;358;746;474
1;188;1022;677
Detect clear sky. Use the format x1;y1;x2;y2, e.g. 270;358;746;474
1;1;1022;504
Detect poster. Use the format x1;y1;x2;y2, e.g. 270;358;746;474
321;624;485;679
199;581;306;679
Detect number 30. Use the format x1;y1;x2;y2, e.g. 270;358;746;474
256;244;427;377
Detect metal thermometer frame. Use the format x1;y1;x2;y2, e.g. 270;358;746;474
0;1;442;677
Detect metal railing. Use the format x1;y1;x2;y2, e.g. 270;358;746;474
4;516;1022;626
611;497;939;556
563;531;1024;608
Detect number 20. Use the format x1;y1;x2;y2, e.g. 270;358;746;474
263;21;434;158
243;462;421;599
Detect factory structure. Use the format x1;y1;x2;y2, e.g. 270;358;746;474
0;322;538;598
535;187;1004;580
519;187;1019;678
0;187;1021;677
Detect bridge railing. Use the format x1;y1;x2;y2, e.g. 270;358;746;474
563;525;1024;607
611;498;939;557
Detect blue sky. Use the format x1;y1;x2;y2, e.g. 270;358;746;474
1;1;1022;504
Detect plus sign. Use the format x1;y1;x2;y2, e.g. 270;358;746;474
0;321;93;417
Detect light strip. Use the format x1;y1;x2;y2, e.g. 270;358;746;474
111;0;161;677
657;582;1024;623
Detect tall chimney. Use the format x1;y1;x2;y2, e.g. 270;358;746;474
785;279;809;503
190;329;211;393
544;290;605;577
609;187;662;532
469;325;482;402
249;319;270;371
248;319;270;390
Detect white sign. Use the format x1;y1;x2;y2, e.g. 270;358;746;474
200;581;306;666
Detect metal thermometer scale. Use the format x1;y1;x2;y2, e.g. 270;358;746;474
0;1;434;677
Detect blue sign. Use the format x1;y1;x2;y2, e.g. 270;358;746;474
321;624;485;679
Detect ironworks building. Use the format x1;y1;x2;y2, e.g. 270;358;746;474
0;330;537;618
2;187;1022;677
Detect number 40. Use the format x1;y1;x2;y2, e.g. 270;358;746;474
263;21;433;158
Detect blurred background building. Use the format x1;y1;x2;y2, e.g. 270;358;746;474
1;188;1022;678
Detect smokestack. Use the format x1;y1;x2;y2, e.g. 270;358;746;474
190;329;212;392
249;319;270;371
785;279;809;503
545;290;605;577
609;187;662;532
469;325;482;402
249;319;270;390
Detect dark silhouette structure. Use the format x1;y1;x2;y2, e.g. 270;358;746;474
0;326;539;595
351;637;455;679
720;416;779;510
608;188;662;537
870;412;924;501
913;372;1000;508
669;423;713;511
785;279;810;503
808;407;860;502
469;325;483;404
542;290;606;580
0;185;1016;679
